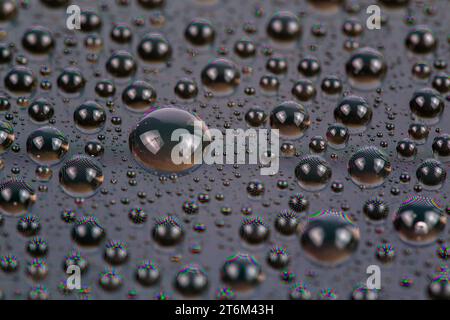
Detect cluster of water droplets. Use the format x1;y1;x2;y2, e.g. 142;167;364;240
0;0;448;300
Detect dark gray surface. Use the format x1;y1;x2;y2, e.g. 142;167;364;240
0;0;449;300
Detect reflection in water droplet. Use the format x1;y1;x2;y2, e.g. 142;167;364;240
432;134;450;162
266;11;301;43
137;33;172;63
275;210;300;235
346;47;387;90
295;155;332;191
4;66;36;94
26;126;69;165
270;101;310;139
334;95;372;133
348;146;391;188
240;216;270;244
57;67;86;94
72;216;106;247
393;196;446;245
135;260;160;286
185;19;215;46
175;264;208;295
405;25;437;54
201;58;241;96
300;210;359;266
122;80;157;112
363;199;389;221
22;26;54;54
28;98;54;123
409;88;444;125
59;155;104;197
326;123;349;149
0;179;36;216
106;50;137;78
0;121;14;153
152;215;184;246
74;101;107;133
221;254;262;290
416;159;446;190
129;107;209;175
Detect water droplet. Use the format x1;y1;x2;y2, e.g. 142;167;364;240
137;33;172;63
416;159;446;190
300;210;359;266
270;101;310;139
409;88;444;124
0;179;36;216
266;11;301;43
185;18;215;46
221;254;262;290
334;95;372;132
295;155;332;191
348;146;391;188
59;155;104;197
26;126;69;165
122;80;157;112
346;47;386;89
393;196;446;245
201;58;241;96
129;107;208;175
